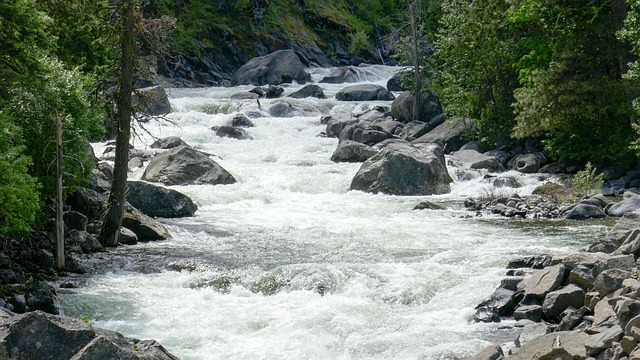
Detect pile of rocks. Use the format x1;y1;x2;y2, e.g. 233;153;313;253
469;208;640;359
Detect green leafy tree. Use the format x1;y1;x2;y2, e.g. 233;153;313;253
432;0;521;146
620;0;640;152
511;0;635;164
0;115;41;235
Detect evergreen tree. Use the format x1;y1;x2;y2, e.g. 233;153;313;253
511;0;635;164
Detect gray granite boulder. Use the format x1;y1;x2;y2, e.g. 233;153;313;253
150;136;188;149
289;84;326;99
126;181;197;218
350;141;452;195
132;85;171;116
516;264;567;300
142;146;236;186
542;284;585;320
231;50;311;86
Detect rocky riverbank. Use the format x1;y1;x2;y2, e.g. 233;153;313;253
467;206;640;359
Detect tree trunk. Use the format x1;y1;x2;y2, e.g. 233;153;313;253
410;0;421;122
99;0;134;247
55;113;64;270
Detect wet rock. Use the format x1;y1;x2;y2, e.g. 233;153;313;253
413;201;446;211
350;141;452;196
289;84;326;99
330;140;377;163
335;84;395;101
264;85;284;99
507;255;552;270
126;181;198;218
508;153;547;173
230;92;260;100
128;157;144;171
67;230;101;254
68;187;108;222
121;206;171;242
474;288;518;322
386;72;407;92
231;50;311;86
119;227;138;245
213;125;251;140
0;310;179;360
150;136;188;149
390;90;444;124
319;66;361;84
142;145;236;186
268;102;296;117
230;114;255;127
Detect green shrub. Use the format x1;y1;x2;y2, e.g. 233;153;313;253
571;162;604;197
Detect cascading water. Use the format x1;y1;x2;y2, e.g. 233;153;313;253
60;66;610;359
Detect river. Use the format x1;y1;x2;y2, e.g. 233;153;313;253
59;66;610;359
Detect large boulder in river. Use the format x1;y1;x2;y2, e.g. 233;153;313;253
607;194;640;217
335;84;395;101
412;117;473;153
350;141;452;195
390;91;443;124
230;50;311;86
0;310;179;360
325;112;358;138
126;181;197;218
142;145;236;186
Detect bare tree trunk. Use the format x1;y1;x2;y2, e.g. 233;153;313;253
99;0;134;247
55;113;65;271
410;0;421;122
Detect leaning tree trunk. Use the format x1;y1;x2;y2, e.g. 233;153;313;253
99;0;134;247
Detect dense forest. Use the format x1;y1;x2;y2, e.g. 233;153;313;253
1;0;640;236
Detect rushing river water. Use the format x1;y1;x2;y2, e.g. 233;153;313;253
60;66;611;359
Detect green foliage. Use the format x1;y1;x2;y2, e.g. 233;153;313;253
79;315;94;326
620;1;640;153
432;0;520;146
349;29;371;56
511;0;634;164
571;162;604;197
6;58;103;199
0;114;41;235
